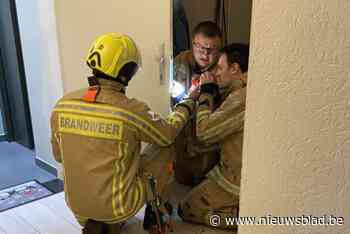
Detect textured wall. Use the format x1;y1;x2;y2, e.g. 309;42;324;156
239;0;350;233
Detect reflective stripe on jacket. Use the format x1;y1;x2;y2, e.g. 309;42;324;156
51;80;193;223
196;83;247;195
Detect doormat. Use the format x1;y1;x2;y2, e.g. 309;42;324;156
0;180;54;212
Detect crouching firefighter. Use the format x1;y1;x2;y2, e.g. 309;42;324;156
50;33;194;234
178;43;249;231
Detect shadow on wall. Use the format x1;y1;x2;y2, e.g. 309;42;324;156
182;0;252;44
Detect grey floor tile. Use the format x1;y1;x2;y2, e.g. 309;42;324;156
0;142;56;189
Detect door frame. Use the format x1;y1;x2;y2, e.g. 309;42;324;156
0;48;13;142
0;0;34;147
10;0;34;147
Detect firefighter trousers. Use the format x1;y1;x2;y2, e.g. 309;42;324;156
179;179;239;231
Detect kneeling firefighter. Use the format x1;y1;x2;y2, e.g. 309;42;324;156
50;33;195;234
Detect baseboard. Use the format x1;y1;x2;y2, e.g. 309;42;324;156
0;135;7;141
43;178;64;194
35;158;58;177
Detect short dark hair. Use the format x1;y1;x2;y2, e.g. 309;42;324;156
192;21;222;39
220;43;250;72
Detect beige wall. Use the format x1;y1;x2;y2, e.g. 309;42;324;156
16;0;171;176
182;0;252;44
239;0;350;233
55;0;172;117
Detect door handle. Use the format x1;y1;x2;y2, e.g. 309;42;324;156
155;43;165;85
159;56;165;85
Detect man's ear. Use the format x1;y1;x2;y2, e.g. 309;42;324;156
230;63;240;74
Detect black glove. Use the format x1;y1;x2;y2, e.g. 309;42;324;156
143;204;157;231
200;83;221;104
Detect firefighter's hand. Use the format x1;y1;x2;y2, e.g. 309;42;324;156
188;83;200;100
200;71;216;85
199;72;220;103
191;74;200;83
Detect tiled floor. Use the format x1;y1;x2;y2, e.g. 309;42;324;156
0;192;81;234
0;142;56;190
0;142;232;233
0;190;232;234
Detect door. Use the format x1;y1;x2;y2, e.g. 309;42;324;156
0;51;9;141
0;0;34;148
55;0;172;116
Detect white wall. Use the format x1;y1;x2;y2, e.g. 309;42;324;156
239;0;350;233
16;0;64;171
16;0;171;177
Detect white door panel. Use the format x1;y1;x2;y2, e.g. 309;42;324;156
55;0;172;116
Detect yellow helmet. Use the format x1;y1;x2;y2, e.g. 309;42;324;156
86;33;141;79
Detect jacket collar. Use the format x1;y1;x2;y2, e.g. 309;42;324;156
97;79;126;94
220;79;243;98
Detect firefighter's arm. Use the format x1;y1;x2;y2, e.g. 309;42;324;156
173;54;187;85
173;53;193;93
50;112;62;163
196;87;245;145
136;99;195;147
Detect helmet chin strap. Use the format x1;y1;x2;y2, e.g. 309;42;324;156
91;70;129;87
87;75;100;87
117;75;131;86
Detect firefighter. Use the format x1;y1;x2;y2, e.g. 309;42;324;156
173;21;222;93
172;21;225;186
178;43;249;230
50;33;195;233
